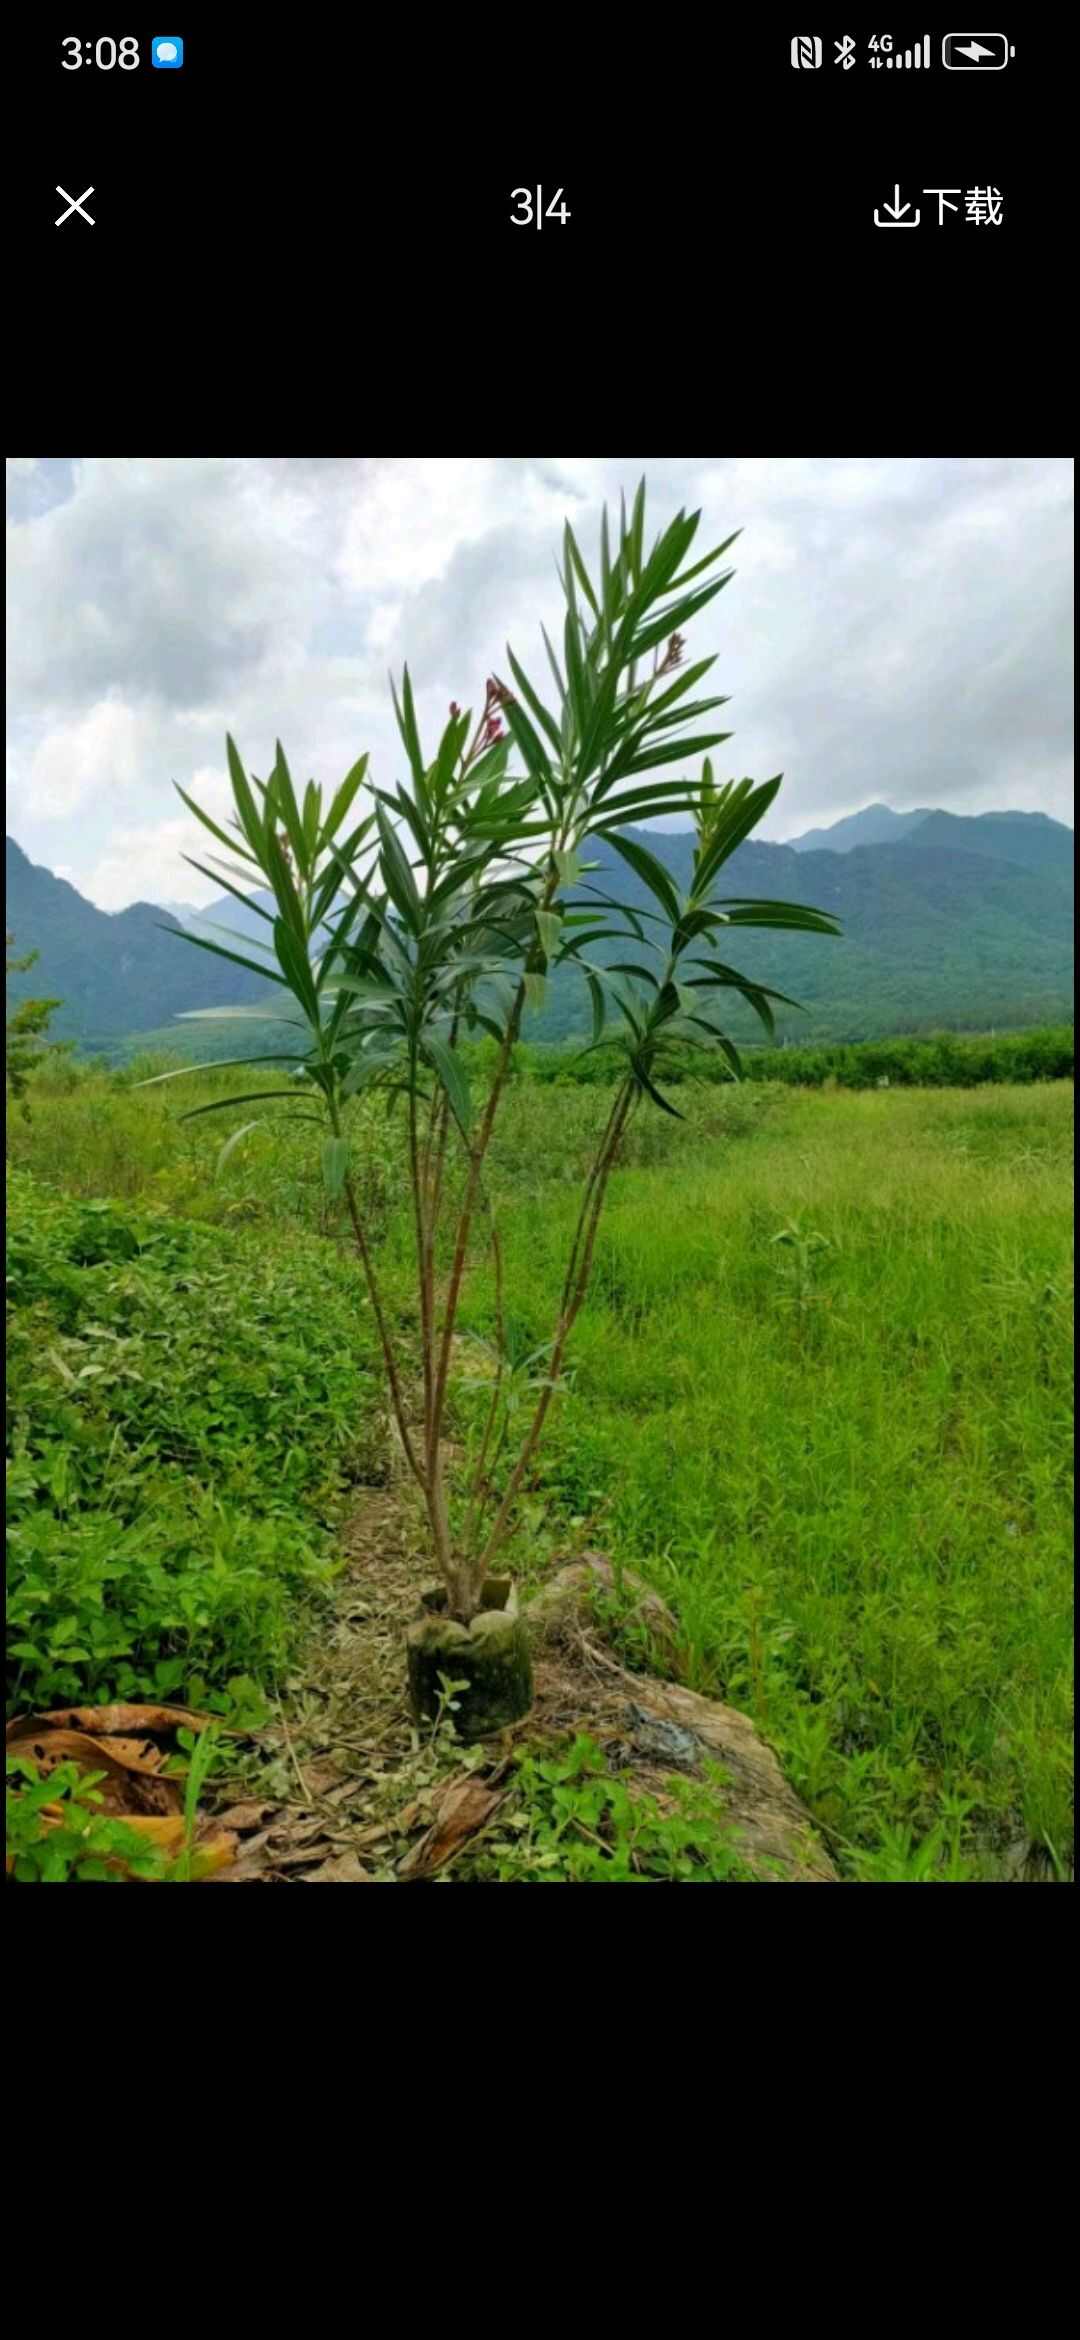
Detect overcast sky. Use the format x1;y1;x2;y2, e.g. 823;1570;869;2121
6;454;1074;912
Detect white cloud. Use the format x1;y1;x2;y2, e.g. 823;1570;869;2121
5;454;1073;910
23;696;144;821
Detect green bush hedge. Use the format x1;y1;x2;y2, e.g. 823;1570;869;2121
484;1025;1074;1091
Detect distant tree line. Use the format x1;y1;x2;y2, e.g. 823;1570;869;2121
479;1025;1074;1091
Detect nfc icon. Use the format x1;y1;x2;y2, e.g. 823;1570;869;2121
790;35;823;68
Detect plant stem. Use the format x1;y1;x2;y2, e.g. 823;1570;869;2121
474;1076;634;1581
337;1153;425;1495
407;1051;435;1455
557;1081;627;1319
461;1195;507;1554
428;862;562;1465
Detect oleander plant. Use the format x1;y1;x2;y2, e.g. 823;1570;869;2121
146;483;840;1734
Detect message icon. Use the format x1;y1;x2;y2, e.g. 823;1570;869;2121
152;37;184;68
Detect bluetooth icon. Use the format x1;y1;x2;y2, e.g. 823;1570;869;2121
834;34;857;67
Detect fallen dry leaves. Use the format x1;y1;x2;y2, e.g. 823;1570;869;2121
397;1773;506;1880
37;1702;215;1736
6;1705;237;1880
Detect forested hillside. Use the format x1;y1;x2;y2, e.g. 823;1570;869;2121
6;801;1074;1050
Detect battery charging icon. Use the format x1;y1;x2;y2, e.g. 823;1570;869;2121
942;34;1014;67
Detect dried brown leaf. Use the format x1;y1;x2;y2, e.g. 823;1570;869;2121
213;1800;277;1833
28;1703;215;1737
397;1777;504;1880
268;1842;335;1870
268;1815;327;1847
87;1735;166;1773
6;1723;182;1814
304;1853;372;1883
204;1855;274;1883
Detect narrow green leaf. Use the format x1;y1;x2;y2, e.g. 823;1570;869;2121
270;742;308;875
714;899;841;934
638;510;699;605
390;666;425;793
376;806;422;934
638;655;719;721
215;1121;264;1176
179;1090;315;1122
135;1053;309;1088
180;857;274;923
322;1137;350;1196
540;623;567;706
535;909;561;962
637;695;732;738
174;1004;305;1023
166;926;288;987
321;754;370;847
433;709;468;804
563;608;589;742
499;685;555;795
592;774;716;811
379;783;431;864
174;781;258;867
226;736;267;863
266;824;307;942
180;918;277;960
584;963;646;1038
606;961;661;989
609;731;733;783
325;974;404;1009
311;813;374;929
422;1030;472;1133
603;831;684;924
627;573;733;663
633;1060;683;1118
693;776;785;894
504;648;563;757
667;529;741;593
185;848;273;894
303;779;322;858
564;522;600;618
272;916;321;1022
629;481;646;582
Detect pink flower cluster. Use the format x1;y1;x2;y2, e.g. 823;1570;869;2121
449;678;515;751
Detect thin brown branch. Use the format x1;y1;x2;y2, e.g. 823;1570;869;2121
557;1081;626;1319
473;1078;635;1581
408;1069;435;1468
461;1196;507;1555
428;864;561;1458
341;1170;426;1494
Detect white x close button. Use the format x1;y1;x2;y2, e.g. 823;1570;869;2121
55;185;95;226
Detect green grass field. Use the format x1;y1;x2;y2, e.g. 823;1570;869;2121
7;1057;1074;1880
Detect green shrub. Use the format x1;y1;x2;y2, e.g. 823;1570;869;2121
5;1169;380;1714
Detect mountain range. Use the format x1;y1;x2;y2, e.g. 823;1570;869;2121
6;803;1073;1054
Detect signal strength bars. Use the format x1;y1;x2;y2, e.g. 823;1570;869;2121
870;36;932;68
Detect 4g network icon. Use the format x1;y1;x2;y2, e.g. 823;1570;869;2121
791;34;1016;70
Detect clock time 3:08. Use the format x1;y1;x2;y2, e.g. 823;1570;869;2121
61;36;141;68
